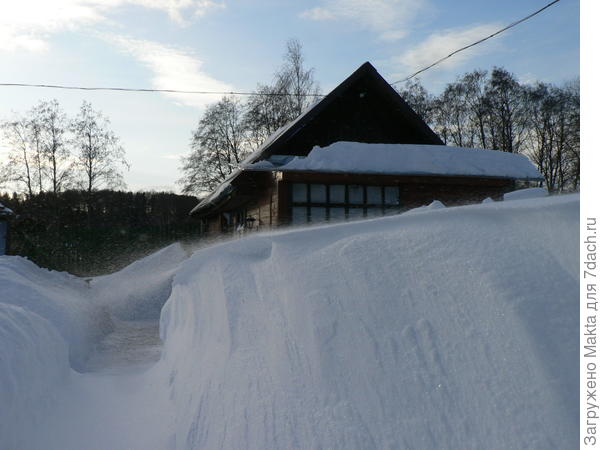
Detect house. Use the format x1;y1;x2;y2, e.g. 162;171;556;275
190;62;542;233
0;202;14;255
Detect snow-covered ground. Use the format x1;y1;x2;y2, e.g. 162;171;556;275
0;193;578;449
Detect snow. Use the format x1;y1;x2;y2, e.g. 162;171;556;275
0;201;14;216
504;187;549;200
0;244;187;449
245;141;543;180
0;194;578;449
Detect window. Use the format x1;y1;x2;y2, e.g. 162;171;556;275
348;185;364;204
329;207;345;220
292;206;307;224
348;207;364;219
366;186;382;204
329;185;345;203
292;183;307;202
366;207;383;217
384;186;400;205
310;184;327;203
310;207;326;222
290;183;401;225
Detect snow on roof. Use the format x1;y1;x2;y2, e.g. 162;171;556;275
245;142;543;180
0;202;14;217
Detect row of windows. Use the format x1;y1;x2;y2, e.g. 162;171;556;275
291;206;402;224
291;183;401;206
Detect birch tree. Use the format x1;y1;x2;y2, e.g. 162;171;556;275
71;101;128;194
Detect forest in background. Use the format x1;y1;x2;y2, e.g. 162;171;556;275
0;190;202;276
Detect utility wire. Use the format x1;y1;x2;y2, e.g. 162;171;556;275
390;0;561;85
0;0;561;95
0;82;324;97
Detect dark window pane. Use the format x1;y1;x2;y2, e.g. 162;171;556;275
348;185;363;204
292;183;307;203
329;207;345;221
310;184;326;203
384;186;400;205
329;185;345;203
348;207;364;219
366;186;382;204
366;207;383;217
310;207;326;222
292;206;308;224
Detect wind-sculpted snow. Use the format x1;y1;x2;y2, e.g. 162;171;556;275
159;195;578;449
93;243;188;320
0;243;187;449
0;257;103;370
0;197;578;449
0;304;71;449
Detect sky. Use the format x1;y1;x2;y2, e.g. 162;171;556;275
0;0;580;194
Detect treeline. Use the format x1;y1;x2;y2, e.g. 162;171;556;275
0;99;128;196
397;69;579;192
1;190;202;276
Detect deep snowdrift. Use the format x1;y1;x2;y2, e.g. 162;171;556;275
0;195;578;449
159;194;578;449
0;243;187;448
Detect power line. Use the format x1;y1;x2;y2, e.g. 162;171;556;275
0;0;561;96
390;0;561;85
0;82;324;97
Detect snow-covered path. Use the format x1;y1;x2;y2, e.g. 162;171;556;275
26;301;176;449
31;363;174;450
83;319;162;374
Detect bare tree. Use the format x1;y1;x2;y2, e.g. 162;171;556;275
525;81;579;192
245;39;319;149
1;117;36;196
179;96;249;194
483;68;528;153
34;100;73;193
459;70;490;149
396;78;434;125
279;39;320;117
71;101;128;194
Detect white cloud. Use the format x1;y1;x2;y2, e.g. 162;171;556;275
106;35;233;108
393;23;504;75
300;0;428;40
0;0;224;52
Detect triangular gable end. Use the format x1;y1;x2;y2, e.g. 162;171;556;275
246;61;443;165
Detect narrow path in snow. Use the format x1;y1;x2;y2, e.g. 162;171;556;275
83;318;162;374
32;319;173;450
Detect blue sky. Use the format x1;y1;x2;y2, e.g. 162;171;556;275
0;0;580;193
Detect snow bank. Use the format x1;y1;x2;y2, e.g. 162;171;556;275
0;304;71;449
159;194;578;449
0;258;98;447
0;243;188;449
246;141;543;180
92;243;188;320
0;257;104;369
504;187;549;201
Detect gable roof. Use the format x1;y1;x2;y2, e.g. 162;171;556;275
191;62;443;216
242;61;443;165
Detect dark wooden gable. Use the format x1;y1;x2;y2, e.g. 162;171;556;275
250;61;443;162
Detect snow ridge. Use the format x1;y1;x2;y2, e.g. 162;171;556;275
159;195;578;449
